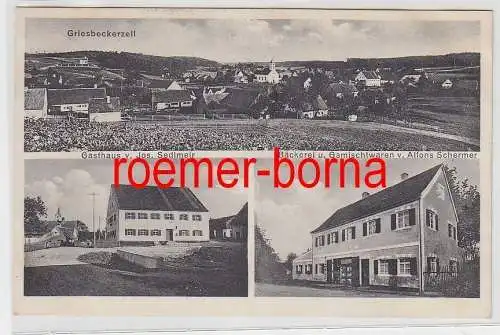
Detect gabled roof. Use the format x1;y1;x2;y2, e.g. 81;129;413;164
360;71;381;80
152;90;192;104
293;250;312;262
209;215;235;230
47;88;106;105
24;88;46;110
228;202;248;228
44;220;80;239
113;185;209;212
254;68;271;75
311;164;442;234
313;95;328;110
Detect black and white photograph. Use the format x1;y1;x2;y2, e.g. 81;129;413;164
23;16;483;152
23;159;248;296
254;158;480;297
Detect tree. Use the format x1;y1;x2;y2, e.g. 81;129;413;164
284;252;297;272
24;196;47;234
443;165;480;258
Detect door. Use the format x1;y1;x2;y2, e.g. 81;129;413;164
361;259;370;286
326;260;333;283
166;229;174;241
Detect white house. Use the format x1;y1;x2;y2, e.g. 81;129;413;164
105;185;210;244
47;88;107;117
24;88;47;119
355;71;382;87
254;60;280;84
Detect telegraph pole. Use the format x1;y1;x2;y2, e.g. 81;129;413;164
88;192;99;248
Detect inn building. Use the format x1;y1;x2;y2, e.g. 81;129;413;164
105;185;210;244
292;164;462;292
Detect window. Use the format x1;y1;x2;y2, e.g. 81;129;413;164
150;213;160;220
125;212;136;220
453;226;457;240
321;235;325;246
315;237;318;247
427;256;439;273
449;259;458;273
138;213;148;220
305;264;312;274
180;214;189;221
379;260;389;275
448;223;453;238
397;210;410;229
296;265;303;274
192;214;202;221
320;264;325;274
164;213;174;220
192;230;203;236
125;229;136;236
327;234;331;245
333;232;339;243
364;219;380;236
426;209;439;230
315;264;318;274
151;229;161;236
343;227;355;241
138;229;149;236
398;259;411;276
179;230;190;236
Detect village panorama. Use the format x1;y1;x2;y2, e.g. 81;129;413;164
24;52;480;152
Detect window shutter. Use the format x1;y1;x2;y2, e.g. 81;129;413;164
375;218;381;233
335;232;339;243
327;234;330;244
363;222;367;236
426;257;431;273
374;260;378;275
448;224;452;237
426;209;430;227
409;208;416;226
351;227;356;239
436;258;440;272
388;259;397;275
342;229;345;241
435;215;439;230
391;214;397;230
410;258;418;276
315;238;318;247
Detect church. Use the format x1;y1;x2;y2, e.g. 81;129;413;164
254;60;280;84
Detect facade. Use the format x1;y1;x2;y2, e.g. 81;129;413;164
24;88;48;119
292;165;462;292
152;89;193;113
254;60;280;84
47;88;107;117
355;71;382;87
105;185;210;244
208;203;248;241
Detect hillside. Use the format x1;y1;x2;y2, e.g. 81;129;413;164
25;51;220;76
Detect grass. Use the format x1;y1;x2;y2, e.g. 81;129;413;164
25;242;248;297
407;95;480;140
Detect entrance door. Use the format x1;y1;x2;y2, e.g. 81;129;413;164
326;260;332;283
361;259;370;286
166;229;174;241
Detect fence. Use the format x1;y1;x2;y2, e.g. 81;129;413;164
423;262;480;297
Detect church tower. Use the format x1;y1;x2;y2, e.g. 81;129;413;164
55;207;64;223
269;59;276;72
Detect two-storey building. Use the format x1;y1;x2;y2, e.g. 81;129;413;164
292;164;462;292
105;185;210;245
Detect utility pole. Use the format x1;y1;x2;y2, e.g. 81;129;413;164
89;192;99;248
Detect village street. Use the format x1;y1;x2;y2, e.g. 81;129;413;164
255;283;412;297
24;247;117;267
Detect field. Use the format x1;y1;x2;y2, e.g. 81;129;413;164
25;116;478;152
407;95;480;140
24;242;247;296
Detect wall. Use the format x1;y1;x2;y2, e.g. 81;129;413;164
25;109;47;119
421;169;463;269
89;112;121;122
117;210;210;243
292;260;313;281
312;200;420;258
116;249;163;269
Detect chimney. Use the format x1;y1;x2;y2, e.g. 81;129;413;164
362;192;370;199
401;172;409;181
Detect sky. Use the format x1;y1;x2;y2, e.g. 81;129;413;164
26;18;481;62
255;158;480;260
24;159;249;231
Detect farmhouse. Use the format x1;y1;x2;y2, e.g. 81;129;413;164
209;203;248;241
24;88;47;119
355;71;382;87
254;60;280;84
152;89;194;113
88;96;121;122
292;164;462;292
105;185;210;244
47;88;107;117
137;74;183;91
